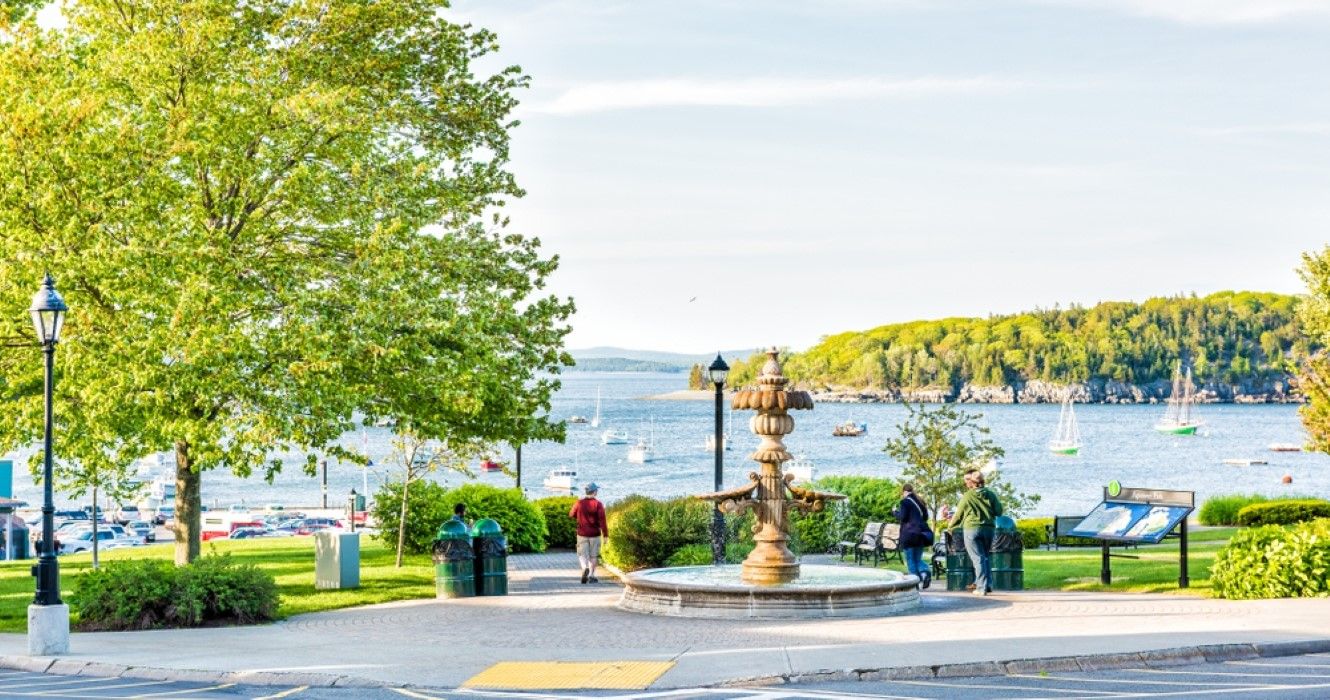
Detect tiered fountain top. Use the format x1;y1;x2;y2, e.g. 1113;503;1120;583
730;349;814;411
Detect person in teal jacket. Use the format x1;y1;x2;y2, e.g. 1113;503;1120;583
949;468;1004;595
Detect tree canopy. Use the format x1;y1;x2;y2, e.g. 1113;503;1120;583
0;0;572;563
728;292;1304;391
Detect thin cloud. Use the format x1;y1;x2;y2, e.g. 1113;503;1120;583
1048;0;1330;25
531;76;1032;115
1198;123;1330;137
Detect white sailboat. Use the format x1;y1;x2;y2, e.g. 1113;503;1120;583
1048;394;1082;455
703;404;734;451
1155;364;1203;435
785;455;814;482
590;387;602;428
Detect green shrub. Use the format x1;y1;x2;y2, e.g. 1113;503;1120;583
1199;494;1270;526
535;495;578;549
370;479;451;555
1212;518;1330;599
439;483;548;553
1236;500;1330;527
1016;518;1100;549
663;541;755;567
602;495;712;570
72;555;278;631
789;476;900;554
171;555;279;626
70;559;175;630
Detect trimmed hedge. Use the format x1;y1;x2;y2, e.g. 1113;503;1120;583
1211;518;1330;599
534;495;578;549
789;476;900;554
439;483;548;553
1198;494;1270;526
72;555;277;630
1236;500;1330;527
602;495;712;571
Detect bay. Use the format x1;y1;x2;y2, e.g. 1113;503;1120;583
9;371;1326;516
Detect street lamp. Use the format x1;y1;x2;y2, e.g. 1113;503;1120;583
29;273;68;655
708;353;729;565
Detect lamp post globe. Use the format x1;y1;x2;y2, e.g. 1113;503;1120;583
708;353;729;565
28;274;69;655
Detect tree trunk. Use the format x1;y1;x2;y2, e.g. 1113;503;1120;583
395;475;410;568
174;440;201;565
91;484;99;570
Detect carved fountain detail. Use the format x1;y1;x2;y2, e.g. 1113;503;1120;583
698;348;844;585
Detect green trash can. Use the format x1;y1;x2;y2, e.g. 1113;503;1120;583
472;518;508;597
945;528;975;591
432;519;475;599
991;515;1024;591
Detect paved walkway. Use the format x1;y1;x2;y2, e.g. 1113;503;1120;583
1;552;1328;691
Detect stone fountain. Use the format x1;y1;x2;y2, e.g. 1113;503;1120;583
617;349;921;619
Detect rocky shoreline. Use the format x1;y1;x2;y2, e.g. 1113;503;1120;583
806;377;1303;404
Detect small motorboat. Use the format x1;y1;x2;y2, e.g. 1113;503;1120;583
1269;443;1303;452
832;420;865;437
543;468;577;490
627;438;654;464
601;429;629;445
480;459;504;472
568;415;589;425
1223;458;1268;466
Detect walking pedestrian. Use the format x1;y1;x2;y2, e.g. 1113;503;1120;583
894;483;934;589
949;468;1003;596
569;482;609;584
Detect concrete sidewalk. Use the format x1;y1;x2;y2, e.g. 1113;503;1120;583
1;552;1328;690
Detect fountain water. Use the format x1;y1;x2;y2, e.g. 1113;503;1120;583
617;349;921;619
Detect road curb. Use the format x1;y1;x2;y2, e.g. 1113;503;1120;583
714;639;1330;687
3;638;1329;691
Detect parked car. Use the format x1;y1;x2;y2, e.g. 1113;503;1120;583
124;520;155;542
114;505;140;524
295;518;339;536
59;528;143;554
228;527;268;539
154;507;175;526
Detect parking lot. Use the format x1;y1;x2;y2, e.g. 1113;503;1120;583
2;653;1329;699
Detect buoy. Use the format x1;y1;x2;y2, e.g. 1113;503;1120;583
1281;474;1293;484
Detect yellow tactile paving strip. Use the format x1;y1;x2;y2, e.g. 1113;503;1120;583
462;661;676;689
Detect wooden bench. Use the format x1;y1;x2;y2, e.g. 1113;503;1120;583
856;522;904;567
839;522;882;563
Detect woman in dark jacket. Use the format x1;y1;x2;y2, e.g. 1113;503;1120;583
894;483;933;588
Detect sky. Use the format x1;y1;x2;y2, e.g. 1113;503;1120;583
39;1;1330;354
444;0;1330;354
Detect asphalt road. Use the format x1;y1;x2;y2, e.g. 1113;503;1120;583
3;653;1329;699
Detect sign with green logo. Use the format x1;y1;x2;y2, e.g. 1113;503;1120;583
1107;480;1121;498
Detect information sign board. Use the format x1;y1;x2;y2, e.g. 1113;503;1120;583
1069;502;1191;544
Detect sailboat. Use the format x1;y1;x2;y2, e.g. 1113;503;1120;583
704;403;734;451
590;387;602;428
1155;364;1203;435
600;428;629;445
1048;394;1082;455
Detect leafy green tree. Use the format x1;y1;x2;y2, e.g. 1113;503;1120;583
0;0;571;565
384;430;478;567
54;455;142;569
687;363;705;390
882;403;1037;533
1298;248;1330;453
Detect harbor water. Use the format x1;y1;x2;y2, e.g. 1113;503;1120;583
7;372;1327;515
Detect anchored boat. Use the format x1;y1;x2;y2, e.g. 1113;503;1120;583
1048;394;1082;455
1155;364;1203;435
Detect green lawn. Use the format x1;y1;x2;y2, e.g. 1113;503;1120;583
873;527;1236;596
0;537;439;633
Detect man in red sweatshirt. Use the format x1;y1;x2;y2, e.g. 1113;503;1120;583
569;482;609;584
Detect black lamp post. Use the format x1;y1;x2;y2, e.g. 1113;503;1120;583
708;353;729;565
30;274;67;607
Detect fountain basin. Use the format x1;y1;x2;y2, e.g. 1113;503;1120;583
617;564;921;619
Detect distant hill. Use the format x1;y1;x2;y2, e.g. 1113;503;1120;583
568;346;759;372
569;358;684;373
